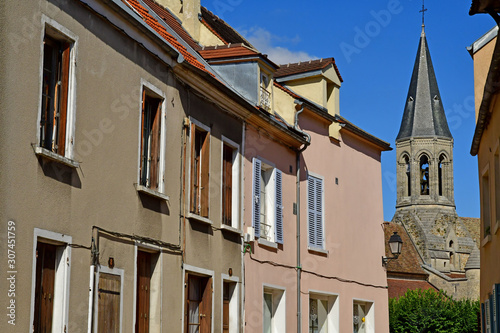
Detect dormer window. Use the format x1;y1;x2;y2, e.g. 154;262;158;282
260;71;271;111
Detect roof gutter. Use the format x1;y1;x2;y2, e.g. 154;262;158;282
470;9;500;156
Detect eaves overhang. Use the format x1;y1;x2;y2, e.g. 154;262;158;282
98;0;183;62
335;115;392;151
470;15;500;155
275;69;323;83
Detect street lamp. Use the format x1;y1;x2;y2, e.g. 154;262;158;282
382;232;403;266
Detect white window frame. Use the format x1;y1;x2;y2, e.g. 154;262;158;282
36;15;78;162
136;79;167;195
352;299;375;333
308;291;340;333
252;157;283;244
133;242;163;332
93;265;124;333
29;228;72;332
220;136;241;231
307;172;325;250
262;284;286;333
221;274;239;333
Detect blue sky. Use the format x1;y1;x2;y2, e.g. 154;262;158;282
203;0;495;221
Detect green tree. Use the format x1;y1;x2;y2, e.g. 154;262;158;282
389;289;480;333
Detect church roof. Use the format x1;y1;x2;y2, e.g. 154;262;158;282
396;28;452;142
465;247;480;270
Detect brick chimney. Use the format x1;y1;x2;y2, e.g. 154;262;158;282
182;0;201;42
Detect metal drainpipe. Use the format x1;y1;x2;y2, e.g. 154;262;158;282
294;101;311;333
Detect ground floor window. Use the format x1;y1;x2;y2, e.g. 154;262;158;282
263;287;285;332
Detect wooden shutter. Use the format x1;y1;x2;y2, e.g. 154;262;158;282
57;42;70;155
252;158;262;238
200;277;212;333
136;251;151;333
140;89;147;186
33;242;56;332
149;100;162;190
222;145;233;226
308;175;324;248
190;123;197;213
98;273;121;333
200;132;210;218
275;169;283;244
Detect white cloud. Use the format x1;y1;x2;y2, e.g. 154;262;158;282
242;27;317;65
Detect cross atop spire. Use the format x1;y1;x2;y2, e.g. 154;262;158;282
419;0;427;32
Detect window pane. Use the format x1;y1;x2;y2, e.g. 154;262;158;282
263;293;272;333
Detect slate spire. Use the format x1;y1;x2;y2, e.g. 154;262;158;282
396;29;452;141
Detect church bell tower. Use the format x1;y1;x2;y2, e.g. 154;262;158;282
395;25;455;209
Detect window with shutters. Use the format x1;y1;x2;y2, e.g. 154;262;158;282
221;278;238;333
139;87;165;192
36;21;77;164
135;249;161;333
30;229;71;333
221;137;240;229
190;119;211;218
307;174;324;250
185;274;212;333
252;158;283;244
262;287;286;332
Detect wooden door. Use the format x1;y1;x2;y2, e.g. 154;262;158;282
33;242;56;333
97;273;121;333
222;282;230;333
136;251;151;333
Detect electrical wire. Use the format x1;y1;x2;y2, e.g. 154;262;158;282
93;226;182;253
248;252;388;290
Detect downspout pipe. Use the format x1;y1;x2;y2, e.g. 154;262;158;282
294;100;311;333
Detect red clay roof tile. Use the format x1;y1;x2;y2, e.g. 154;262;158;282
384;222;427;276
275;57;343;82
198;44;259;60
387;279;438;299
124;0;207;72
142;0;200;50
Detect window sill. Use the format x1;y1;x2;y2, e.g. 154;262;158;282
220;224;243;235
481;234;492;247
188;213;212;225
135;184;169;201
34;146;79;168
308;246;328;256
258;238;278;249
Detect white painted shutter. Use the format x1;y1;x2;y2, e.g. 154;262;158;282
275;169;283;244
307;175;324;248
252;158;261;238
315;177;324;248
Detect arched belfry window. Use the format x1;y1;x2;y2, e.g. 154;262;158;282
438;154;446;196
404;155;411;196
420;155;430;195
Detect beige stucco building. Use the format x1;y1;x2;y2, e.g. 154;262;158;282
469;0;500;330
0;0;395;332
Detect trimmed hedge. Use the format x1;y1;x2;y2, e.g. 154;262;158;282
389;289;480;333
